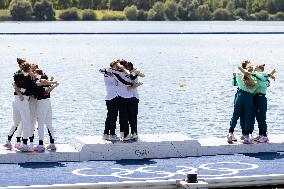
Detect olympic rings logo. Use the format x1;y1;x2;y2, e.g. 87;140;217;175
72;162;259;180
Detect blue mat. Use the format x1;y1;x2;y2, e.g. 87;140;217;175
1;152;284;187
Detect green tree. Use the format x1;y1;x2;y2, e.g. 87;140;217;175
196;4;212;20
246;0;253;14
274;11;284;20
266;0;276;14
207;0;222;12
82;9;96;20
0;0;11;8
59;7;79;20
148;1;165;20
29;0;37;7
274;0;284;12
226;1;235;13
57;0;72;9
9;0;33;20
34;0;55;20
234;7;248;19
177;0;191;20
109;0;126;11
137;9;147;20
78;0;92;9
92;0;107;9
234;0;246;9
124;5;138;20
133;0;151;10
187;0;200;20
213;8;233;20
164;0;178;20
255;10;268;20
252;0;266;13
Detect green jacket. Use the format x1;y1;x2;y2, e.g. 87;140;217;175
235;70;256;94
253;72;270;94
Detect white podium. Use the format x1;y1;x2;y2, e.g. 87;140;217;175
73;133;200;161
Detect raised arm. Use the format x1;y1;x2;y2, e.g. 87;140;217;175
131;69;145;77
36;80;58;86
268;68;276;81
46;82;59;94
238;66;254;81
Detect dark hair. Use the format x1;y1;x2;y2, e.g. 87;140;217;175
126;62;134;70
110;61;117;68
241;60;250;69
22;63;30;72
35;69;43;75
17;58;26;65
257;64;265;72
119;59;128;67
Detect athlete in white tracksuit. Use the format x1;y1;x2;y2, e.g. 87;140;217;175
34;73;58;152
15;95;37;148
15;64;39;148
5;63;36;152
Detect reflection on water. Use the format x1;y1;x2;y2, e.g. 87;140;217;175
0;34;283;143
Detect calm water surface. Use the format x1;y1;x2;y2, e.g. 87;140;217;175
0;22;284;143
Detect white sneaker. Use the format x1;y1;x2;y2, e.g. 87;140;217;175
243;136;253;144
120;132;124;141
29;142;34;149
240;135;246;140
34;145;45;152
102;134;110;140
19;144;34;152
109;135;120;141
3;140;13;149
15;142;21;150
123;134;132;141
46;144;57;151
253;135;262;141
258;136;269;143
227;133;235;143
131;133;138;139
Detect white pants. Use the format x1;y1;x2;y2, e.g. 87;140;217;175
37;98;54;141
9;96;31;140
15;96;37;138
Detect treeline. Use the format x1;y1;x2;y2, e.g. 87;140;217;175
1;0;284;21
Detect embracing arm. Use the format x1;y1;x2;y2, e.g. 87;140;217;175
13;83;24;101
127;82;143;90
112;72;133;86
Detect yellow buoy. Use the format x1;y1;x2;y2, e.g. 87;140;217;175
21;48;26;51
90;64;95;67
179;83;186;88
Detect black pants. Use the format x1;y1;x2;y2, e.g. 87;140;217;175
253;94;267;136
118;96;131;137
104;97;119;135
129;97;139;134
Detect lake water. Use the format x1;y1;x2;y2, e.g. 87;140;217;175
0;21;284;143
